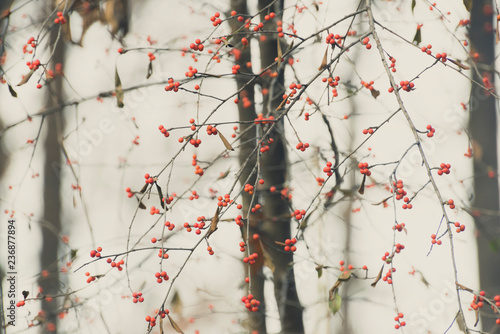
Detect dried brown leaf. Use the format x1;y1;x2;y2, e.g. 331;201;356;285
276;96;288;110
371;265;384;287
115;66;124;108
274;241;286;246
207;206;221;238
218;131;234;151
447;58;470;70
16;69;35;86
155;183;164;209
8;84;17;97
277;38;282;66
370;88;380;99
167;314;184;334
318;46;328;71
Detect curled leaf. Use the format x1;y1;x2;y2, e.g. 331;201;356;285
155;182;164;209
218;131;234;151
318;46;328;71
448;58;470;70
371;265;384;287
328;289;342;315
146;61;153;79
370;88;380;99
115;66;124;108
358;174;366;195
207;206;221;238
412;28;421;45
167;314;184;334
17;69;35;86
8;84;17;97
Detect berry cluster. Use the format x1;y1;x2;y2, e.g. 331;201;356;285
254;113;275;124
283;238;297;252
132;292;144;303
164;78;180;92
239;241;246;252
321;76;340;97
90;246;103;258
394;313;406;329
388;56;397;72
358;162;371;176
149;206;160;215
210;12;222;26
399;80;415;92
54;11;66;24
185;66;198;77
362;128;374;135
430;234;442;245
382;267;396;284
437;163;451;175
250;203;261;213
206;124;218;135
453;222;466;233
22;37;36;54
188;190;200;200
144;173;154;184
244;183;254;194
154;271;169;283
147;52;155;61
447;199;456;209
85;272;97;283
360;80;375;91
323;161;333;177
361;36;372;49
217;194;232;207
296;142;309;152
164;221;176;231
293;209;306;220
426;124;435;137
242;294;260;312
243;252;258;264
393;222;406;232
157;248;169;259
420;44;433;55
325;33;343;46
189;39;204;52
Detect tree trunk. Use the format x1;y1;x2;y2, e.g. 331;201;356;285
469;1;500;332
38;4;65;332
229;0;304;332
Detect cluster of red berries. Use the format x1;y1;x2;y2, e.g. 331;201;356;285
235;215;243;227
22;37;36;54
90;246;103;258
231;64;240;74
430;234;442;245
293;209;306;220
183;220;205;235
250;203;261;213
277;20;284;38
426;125;435;137
447;199;456;209
206;124;218;135
16;300;26;307
325;33;343;46
389;56;397;72
189;39;204;52
394;313;406;329
360;80;375;91
244;183;254;194
362;128;375;135
252;21;265;32
162;195;174;205
106;258;124;270
243;252;258;264
132;292;144;303
145;314;157;327
217;194;232;207
435;53;447;62
26;59;41;71
149;206;160;215
239;241;246;252
394;243;405;253
185;66;198;77
316;177;325;186
85;272;97;283
210;12;222;26
194;164;203;176
358;162;371;176
144;173;154;184
154;271;169;283
242;294;260;312
286;82;302;100
54;11;66;24
399;80;415;92
188;190;200;200
254;113;275;124
421;44;433;55
321;76;340;97
393;222;406;232
157;248;169;259
470;292;486;310
284;238;297;252
164;221;176;231
164;78;180;92
259;138;273;153
296;142;309;152
453;222;466;233
437;163;451;175
125;187;133;198
382;267;396;284
361;36;372;49
323;161;333;177
147;52;155;61
381;251;392;263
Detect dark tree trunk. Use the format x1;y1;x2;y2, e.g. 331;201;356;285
229;0;304;332
469;1;500;332
38;4;65;332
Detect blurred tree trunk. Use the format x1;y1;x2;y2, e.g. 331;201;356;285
38;4;65;333
469;1;500;332
230;0;304;332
